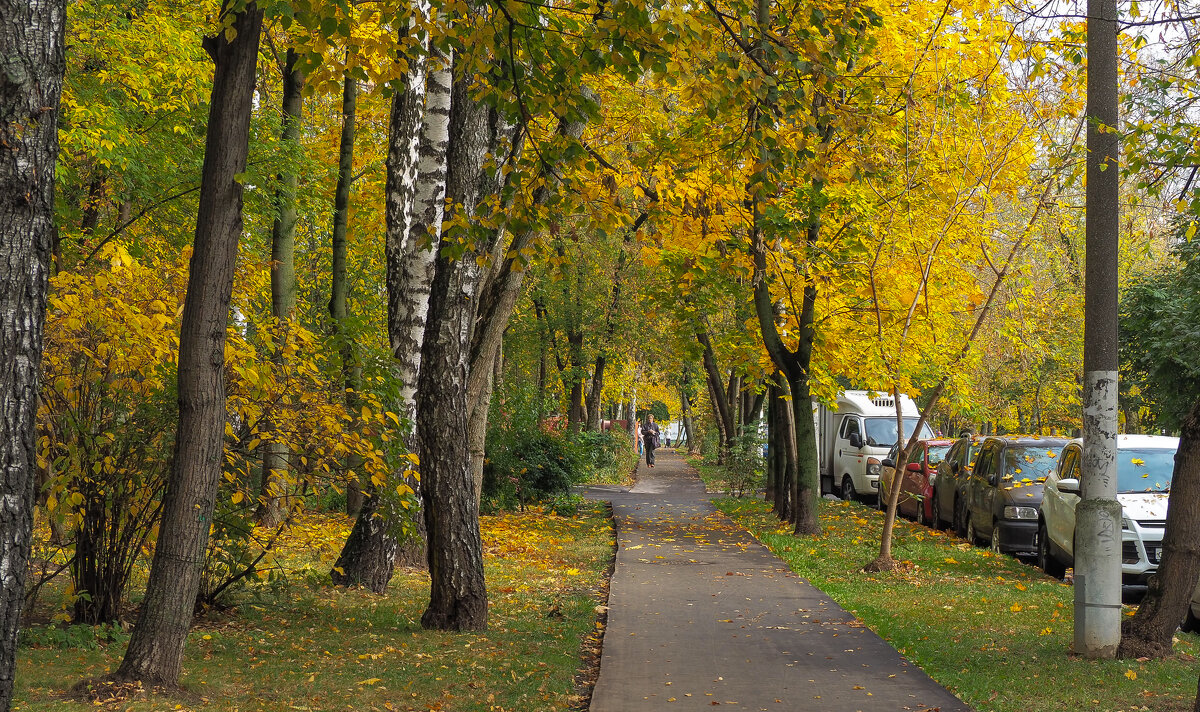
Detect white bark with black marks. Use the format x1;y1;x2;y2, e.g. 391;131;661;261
0;0;66;704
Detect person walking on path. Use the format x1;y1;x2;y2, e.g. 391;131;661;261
640;414;660;468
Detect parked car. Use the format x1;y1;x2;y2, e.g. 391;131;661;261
1039;434;1177;581
878;439;954;525
1186;580;1200;634
932;434;988;534
961;436;1069;556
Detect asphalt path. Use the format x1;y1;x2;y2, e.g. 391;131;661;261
583;449;973;712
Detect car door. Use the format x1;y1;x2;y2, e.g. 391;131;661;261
902;442;925;516
1043;445;1080;558
936;440;964;516
967;442;998;533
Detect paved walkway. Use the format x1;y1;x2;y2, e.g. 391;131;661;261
583;449;972;712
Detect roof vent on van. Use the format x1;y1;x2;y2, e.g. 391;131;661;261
871;397;895;408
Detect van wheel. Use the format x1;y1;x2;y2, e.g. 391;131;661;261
1038;522;1066;579
841;475;857;503
990;523;1003;555
917;502;929;527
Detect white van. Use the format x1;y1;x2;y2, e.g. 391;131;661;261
816;391;933;502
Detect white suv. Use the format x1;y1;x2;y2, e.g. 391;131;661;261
1038;434;1177;583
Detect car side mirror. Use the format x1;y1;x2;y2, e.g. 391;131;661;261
849;433;863;448
1057;477;1081;493
906;462;922;472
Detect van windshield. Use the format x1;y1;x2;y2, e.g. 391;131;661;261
863;418;933;447
1117;448;1176;493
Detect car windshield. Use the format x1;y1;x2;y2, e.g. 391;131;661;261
863;418;934;447
1004;447;1059;482
928;445;950;466
1117;448;1176;493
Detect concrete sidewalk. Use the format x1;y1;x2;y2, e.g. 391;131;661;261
583;449;972;712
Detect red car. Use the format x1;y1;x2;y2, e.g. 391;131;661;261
878;438;955;526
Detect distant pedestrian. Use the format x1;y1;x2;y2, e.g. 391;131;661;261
641;415;661;468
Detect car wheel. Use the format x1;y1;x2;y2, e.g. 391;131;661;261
966;518;981;546
1183;606;1200;634
954;497;969;538
930;491;944;530
1038;522;1066;579
990;523;1003;555
917;500;929;527
841;475;857;503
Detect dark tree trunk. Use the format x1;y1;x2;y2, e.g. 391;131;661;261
329;72;364;517
330;493;398;592
764;381;778;506
0;0;65;703
258;47;304;528
696;330;736;458
115;4;263;685
1118;397;1200;658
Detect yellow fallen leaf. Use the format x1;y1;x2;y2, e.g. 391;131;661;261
358;678;382;685
1125;669;1137;681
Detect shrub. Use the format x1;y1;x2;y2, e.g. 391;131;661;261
725;432;764;497
483;429;586;512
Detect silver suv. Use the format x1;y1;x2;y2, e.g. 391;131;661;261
1038;434;1177;583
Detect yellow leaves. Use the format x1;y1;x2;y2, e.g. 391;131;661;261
1130;458;1145;466
357;678;382;686
231;491;244;505
1010;603;1022;612
1124;669;1137;681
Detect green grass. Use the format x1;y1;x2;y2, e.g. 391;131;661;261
15;504;613;712
715;496;1200;712
686;456;730;492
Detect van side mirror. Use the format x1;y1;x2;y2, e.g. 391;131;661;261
849;433;863;448
906;462;923;472
882;458;894;468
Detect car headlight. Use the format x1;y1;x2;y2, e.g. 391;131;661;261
867;462;881;477
1003;506;1038;520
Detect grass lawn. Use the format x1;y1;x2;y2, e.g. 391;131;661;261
715;496;1200;712
15;503;613;712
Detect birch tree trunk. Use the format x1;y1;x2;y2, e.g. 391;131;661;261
332;33;445;587
417;57;494;631
0;0;65;704
115;3;263;685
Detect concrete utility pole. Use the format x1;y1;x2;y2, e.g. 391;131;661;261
1076;0;1122;659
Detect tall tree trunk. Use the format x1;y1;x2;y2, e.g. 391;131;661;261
328;72;364;517
416;54;493;631
115;3;263;685
258;48;304;528
334;36;443;586
0;0;65;703
696;330;736;458
467;346;502;502
1118;398;1200;658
